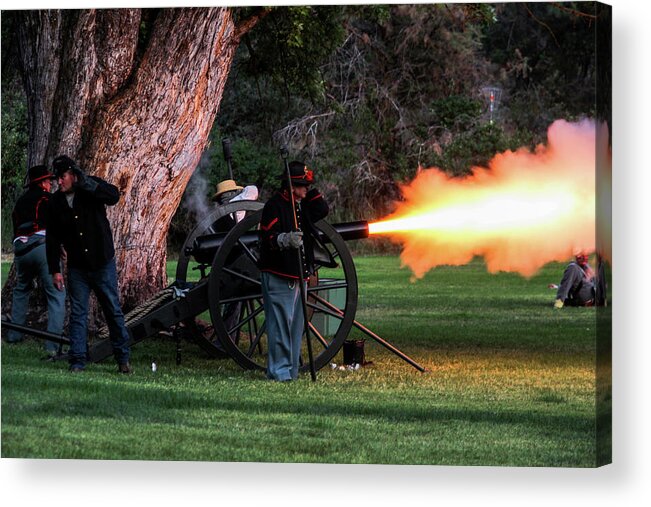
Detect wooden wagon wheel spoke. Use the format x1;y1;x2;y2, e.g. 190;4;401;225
307;321;329;349
307;281;348;293
306;300;346;321
324;247;341;261
222;266;262;286
238;238;260;264
246;320;267;357
219;293;264;305
244;299;258;348
227;304;264;335
246;299;260;338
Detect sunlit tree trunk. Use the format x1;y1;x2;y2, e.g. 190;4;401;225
2;8;267;320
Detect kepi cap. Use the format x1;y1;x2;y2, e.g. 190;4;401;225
281;161;314;186
52;155;78;178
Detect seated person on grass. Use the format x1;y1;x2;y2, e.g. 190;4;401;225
552;251;595;309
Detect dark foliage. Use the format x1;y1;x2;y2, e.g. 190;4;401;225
2;13;29;249
481;3;598;134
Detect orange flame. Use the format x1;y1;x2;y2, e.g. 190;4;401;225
369;119;598;278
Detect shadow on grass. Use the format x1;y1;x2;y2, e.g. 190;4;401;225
5;372;594;439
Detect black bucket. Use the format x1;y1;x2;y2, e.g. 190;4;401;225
343;339;365;365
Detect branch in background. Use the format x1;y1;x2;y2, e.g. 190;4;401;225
273;111;336;157
524;4;560;48
551;3;597;21
233;7;271;41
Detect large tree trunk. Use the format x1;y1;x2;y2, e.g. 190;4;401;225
2;8;267;319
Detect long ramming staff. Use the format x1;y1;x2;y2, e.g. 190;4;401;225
222;137;234;180
281;147;317;382
1;318;70;346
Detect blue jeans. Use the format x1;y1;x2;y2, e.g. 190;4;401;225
9;239;66;353
261;272;304;381
67;258;130;369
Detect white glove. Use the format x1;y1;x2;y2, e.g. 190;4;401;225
277;231;303;249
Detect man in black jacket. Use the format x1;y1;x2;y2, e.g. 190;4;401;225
46;155;131;373
258;161;329;381
7;165;66;356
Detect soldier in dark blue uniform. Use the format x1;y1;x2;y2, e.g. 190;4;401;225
8;165;66;357
258;162;329;381
46;155;131;373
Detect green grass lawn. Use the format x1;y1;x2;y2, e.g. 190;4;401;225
1;256;605;466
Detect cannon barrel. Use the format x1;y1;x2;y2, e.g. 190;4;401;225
188;220;369;264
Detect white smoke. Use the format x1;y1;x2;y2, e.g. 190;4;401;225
182;149;213;221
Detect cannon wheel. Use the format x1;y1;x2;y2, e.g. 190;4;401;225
175;200;264;358
206;210;358;372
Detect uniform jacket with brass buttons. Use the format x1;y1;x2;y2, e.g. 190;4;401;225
46;176;120;273
259;188;329;280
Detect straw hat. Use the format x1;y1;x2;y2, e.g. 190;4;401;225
212;179;243;201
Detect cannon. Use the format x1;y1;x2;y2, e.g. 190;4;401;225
89;194;422;372
2;197;423;373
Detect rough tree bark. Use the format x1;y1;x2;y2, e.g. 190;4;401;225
2;7;268;320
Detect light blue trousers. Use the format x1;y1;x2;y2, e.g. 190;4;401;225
261;272;304;381
10;240;66;352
